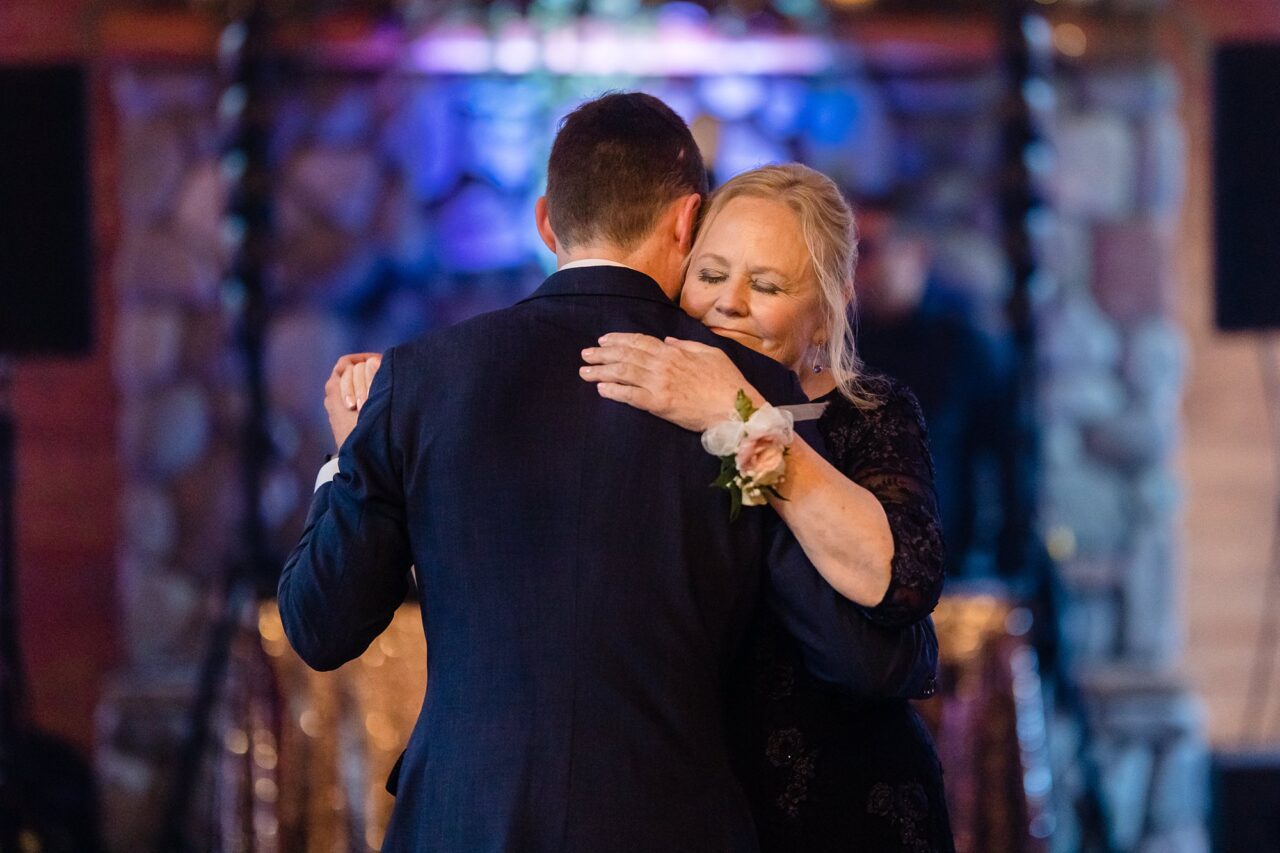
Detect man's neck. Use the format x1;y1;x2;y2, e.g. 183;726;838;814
556;244;679;300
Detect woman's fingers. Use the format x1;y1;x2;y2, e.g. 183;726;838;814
580;336;715;427
595;381;658;412
662;336;715;353
352;362;368;410
578;360;653;387
352;362;367;408
581;342;671;369
353;357;382;410
331;353;378;375
580;345;630;366
597;332;665;353
330;352;381;410
326;359;350;410
339;366;358;410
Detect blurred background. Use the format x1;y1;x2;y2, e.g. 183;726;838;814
1;0;1278;850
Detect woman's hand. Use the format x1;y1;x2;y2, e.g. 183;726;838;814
579;333;763;432
324;352;381;449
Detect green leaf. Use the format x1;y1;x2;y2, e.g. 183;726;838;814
711;455;737;489
734;389;756;422
729;486;742;522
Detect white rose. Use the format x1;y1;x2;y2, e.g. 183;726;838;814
701;419;747;457
743;404;795;446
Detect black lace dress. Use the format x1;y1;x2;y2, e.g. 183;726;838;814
729;375;955;853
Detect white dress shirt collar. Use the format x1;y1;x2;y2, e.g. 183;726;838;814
558;258;632;271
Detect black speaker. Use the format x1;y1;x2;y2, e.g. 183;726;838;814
0;65;93;356
1212;750;1280;852
1213;43;1280;332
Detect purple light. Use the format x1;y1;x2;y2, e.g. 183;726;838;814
405;22;841;76
410;26;493;74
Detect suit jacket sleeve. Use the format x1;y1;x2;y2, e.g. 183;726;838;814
278;347;412;671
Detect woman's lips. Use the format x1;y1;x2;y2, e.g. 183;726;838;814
708;326;757;341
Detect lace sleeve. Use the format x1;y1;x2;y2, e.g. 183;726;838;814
818;378;946;628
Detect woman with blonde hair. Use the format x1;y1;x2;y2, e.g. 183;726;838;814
580;163;953;851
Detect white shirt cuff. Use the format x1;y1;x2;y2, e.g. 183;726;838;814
314;457;341;492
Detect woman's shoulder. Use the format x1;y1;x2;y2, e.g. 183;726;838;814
821;372;927;431
816;372;933;475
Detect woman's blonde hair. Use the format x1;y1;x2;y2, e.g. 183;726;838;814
692;163;877;408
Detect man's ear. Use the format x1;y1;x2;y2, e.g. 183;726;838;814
535;196;558;254
674;193;702;255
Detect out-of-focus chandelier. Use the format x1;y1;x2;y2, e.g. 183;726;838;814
134;0;1160;29
119;0;1060;20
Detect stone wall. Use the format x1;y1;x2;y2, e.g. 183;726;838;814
1037;62;1209;852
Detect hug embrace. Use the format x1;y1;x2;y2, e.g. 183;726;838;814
279;91;954;852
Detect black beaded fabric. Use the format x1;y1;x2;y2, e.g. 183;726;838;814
817;374;947;629
728;374;954;853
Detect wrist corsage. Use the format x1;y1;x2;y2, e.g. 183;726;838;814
701;390;795;521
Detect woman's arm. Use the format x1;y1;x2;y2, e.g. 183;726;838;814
822;384;947;626
581;333;941;616
766;432;895;607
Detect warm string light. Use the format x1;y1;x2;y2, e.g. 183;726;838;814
1052;21;1087;58
229;604;427;849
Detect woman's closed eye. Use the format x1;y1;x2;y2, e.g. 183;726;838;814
696;270;781;294
751;278;783;295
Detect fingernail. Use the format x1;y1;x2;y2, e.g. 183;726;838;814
344;395;355;409
579;366;592;375
581;348;594;357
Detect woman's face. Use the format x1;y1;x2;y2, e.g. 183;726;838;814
679;195;826;376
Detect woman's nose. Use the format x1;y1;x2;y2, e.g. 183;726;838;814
714;278;750;318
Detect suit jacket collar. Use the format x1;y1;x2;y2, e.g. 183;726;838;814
521;265;679;309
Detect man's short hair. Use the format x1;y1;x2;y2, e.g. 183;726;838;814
546;92;709;251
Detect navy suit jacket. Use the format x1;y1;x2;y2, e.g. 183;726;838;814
279;266;937;853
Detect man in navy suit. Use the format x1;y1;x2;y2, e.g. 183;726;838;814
279;92;936;852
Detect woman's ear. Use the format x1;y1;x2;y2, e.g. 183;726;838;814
535;196;558;254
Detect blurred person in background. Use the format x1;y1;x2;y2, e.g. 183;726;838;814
853;207;1037;585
